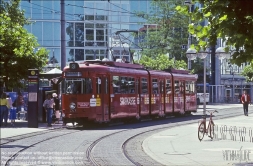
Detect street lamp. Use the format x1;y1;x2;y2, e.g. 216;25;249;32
186;48;208;115
186;48;197;60
215;47;231;60
215;47;233;102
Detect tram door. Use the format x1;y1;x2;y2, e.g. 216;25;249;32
95;75;110;122
159;80;165;116
151;78;160;115
174;80;185;114
140;78;149;116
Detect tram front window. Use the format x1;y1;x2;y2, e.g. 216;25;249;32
63;78;92;94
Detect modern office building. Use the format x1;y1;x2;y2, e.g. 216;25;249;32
20;0;152;68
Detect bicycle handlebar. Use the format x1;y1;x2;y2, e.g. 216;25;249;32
207;110;218;114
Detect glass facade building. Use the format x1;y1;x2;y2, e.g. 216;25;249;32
20;0;152;67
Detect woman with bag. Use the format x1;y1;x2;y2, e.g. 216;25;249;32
0;93;10;127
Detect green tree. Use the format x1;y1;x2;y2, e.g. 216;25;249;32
135;0;189;62
139;53;187;70
0;0;48;90
241;61;253;82
0;0;48;91
176;0;253;66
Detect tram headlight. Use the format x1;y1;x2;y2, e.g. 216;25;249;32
69;102;76;111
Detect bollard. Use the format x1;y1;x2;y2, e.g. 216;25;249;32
229;126;234;141
242;127;246;142
214;125;219;140
249;128;253;143
220;125;224;140
234;126;237;141
223;125;227;140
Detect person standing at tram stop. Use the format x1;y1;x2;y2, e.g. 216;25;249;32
16;92;25;120
43;94;55;127
241;90;251;116
0;93;10;127
52;93;60;124
6;95;15;126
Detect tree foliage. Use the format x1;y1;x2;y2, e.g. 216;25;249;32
0;0;49;90
176;0;253;66
139;53;187;70
241;61;253;82
135;0;189;62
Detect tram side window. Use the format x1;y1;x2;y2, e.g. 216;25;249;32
83;78;92;94
112;76;135;94
112;76;120;94
186;81;195;94
120;76;128;94
96;77;101;94
136;79;139;94
191;81;195;93
174;80;180;94
128;77;135;94
152;79;158;94
160;80;164;94
105;78;108;94
141;78;148;94
180;81;184;93
166;79;171;94
185;81;190;94
65;80;82;94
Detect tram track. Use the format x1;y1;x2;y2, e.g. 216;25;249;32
86;130;129;166
0;127;66;145
2;129;83;166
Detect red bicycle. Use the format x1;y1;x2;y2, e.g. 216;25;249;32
198;110;218;141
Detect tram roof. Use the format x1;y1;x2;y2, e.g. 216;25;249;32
78;60;144;69
65;60;192;76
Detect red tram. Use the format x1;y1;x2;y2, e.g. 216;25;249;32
61;60;198;125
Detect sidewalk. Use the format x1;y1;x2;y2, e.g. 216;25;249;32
144;105;253;166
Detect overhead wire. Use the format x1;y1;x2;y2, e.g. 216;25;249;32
20;2;145;33
108;1;135;15
66;3;135;15
21;1;144;52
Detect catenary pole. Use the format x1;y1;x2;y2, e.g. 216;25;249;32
61;0;66;70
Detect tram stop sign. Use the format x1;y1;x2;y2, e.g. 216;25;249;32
27;69;39;128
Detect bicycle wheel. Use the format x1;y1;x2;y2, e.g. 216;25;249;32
198;122;205;141
208;122;214;139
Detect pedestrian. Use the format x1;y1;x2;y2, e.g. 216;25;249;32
16;92;24;120
241;90;251;116
52;93;60;124
0;93;10;127
43;94;55;127
6;95;13;123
